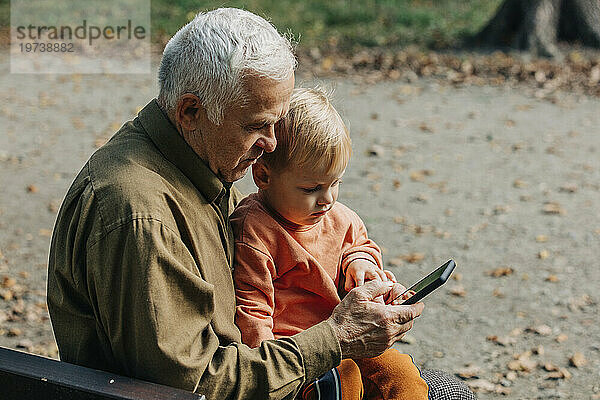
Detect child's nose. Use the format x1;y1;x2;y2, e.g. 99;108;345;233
317;190;334;206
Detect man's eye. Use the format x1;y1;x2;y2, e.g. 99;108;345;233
246;123;268;132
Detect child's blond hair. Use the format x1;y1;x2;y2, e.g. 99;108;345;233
261;87;351;176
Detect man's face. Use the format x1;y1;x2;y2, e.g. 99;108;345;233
258;163;344;226
188;74;295;183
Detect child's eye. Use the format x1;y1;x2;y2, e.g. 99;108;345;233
332;179;342;186
300;186;319;194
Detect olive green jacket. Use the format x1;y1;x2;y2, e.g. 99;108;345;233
47;99;341;399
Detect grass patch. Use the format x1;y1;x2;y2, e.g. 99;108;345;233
152;0;503;50
1;1;502;51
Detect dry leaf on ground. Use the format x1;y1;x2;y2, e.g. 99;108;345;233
487;335;516;346
570;352;587;368
455;364;481;379
543;202;566;215
402;253;425;263
555;333;568;343
487;267;514;277
449;285;466;297
526;324;553;336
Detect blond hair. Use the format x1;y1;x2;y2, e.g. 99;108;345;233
262;87;351;176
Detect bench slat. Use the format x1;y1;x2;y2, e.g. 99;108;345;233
0;346;205;400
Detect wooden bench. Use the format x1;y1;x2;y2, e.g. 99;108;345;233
0;346;205;400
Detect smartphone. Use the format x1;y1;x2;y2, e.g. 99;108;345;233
393;259;456;305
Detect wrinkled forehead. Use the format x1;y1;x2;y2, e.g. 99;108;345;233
241;74;294;113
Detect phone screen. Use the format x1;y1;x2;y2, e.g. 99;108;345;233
393;260;455;304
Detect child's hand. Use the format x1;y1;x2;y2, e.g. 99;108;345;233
345;260;388;292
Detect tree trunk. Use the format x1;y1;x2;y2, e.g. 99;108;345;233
473;0;600;57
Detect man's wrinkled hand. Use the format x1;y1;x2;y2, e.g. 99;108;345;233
326;280;424;360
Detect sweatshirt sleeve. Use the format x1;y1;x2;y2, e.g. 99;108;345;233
86;218;340;400
233;241;277;348
340;212;384;274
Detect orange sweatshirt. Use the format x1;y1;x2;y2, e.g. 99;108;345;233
231;192;383;348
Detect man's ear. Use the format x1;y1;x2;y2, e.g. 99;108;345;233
252;161;271;190
175;94;205;132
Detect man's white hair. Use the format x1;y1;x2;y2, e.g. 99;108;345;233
158;8;296;125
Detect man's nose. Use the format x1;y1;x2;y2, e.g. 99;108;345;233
255;125;277;153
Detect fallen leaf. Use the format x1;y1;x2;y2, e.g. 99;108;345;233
569;352;587;368
2;276;16;288
545;275;559;282
513;179;527;188
555;333;568;343
0;288;13;301
538;250;549;259
559;183;578;193
466;378;496;393
545;369;572;380
505;371;517;381
526;324;552;336
393;216;406;224
419;122;434;133
449;285;466;297
402;253;425;263
16;339;33;350
8;327;22;337
48;200;61;213
26;184;38;193
455;364;481;379
411;194;429;203
38;229;52;237
532;345;544;355
487;335;516;346
515;104;533;111
367;145;385;157
487;267;514;277
493;205;510;215
543;202;566;215
544;362;559;372
536;235;548;243
410;171;425;182
568;294;595;311
507;357;536;372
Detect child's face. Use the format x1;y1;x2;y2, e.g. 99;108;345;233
263;164;343;226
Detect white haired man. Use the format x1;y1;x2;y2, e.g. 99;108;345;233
47;8;474;400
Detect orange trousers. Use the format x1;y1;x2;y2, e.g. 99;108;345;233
302;349;429;400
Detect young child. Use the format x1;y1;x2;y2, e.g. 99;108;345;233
231;87;429;400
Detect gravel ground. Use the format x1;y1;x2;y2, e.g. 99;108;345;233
1;57;599;399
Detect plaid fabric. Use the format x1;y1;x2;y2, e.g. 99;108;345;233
421;369;477;400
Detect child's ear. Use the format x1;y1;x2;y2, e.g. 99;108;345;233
252;161;271;190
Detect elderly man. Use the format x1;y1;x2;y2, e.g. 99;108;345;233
47;8;474;400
